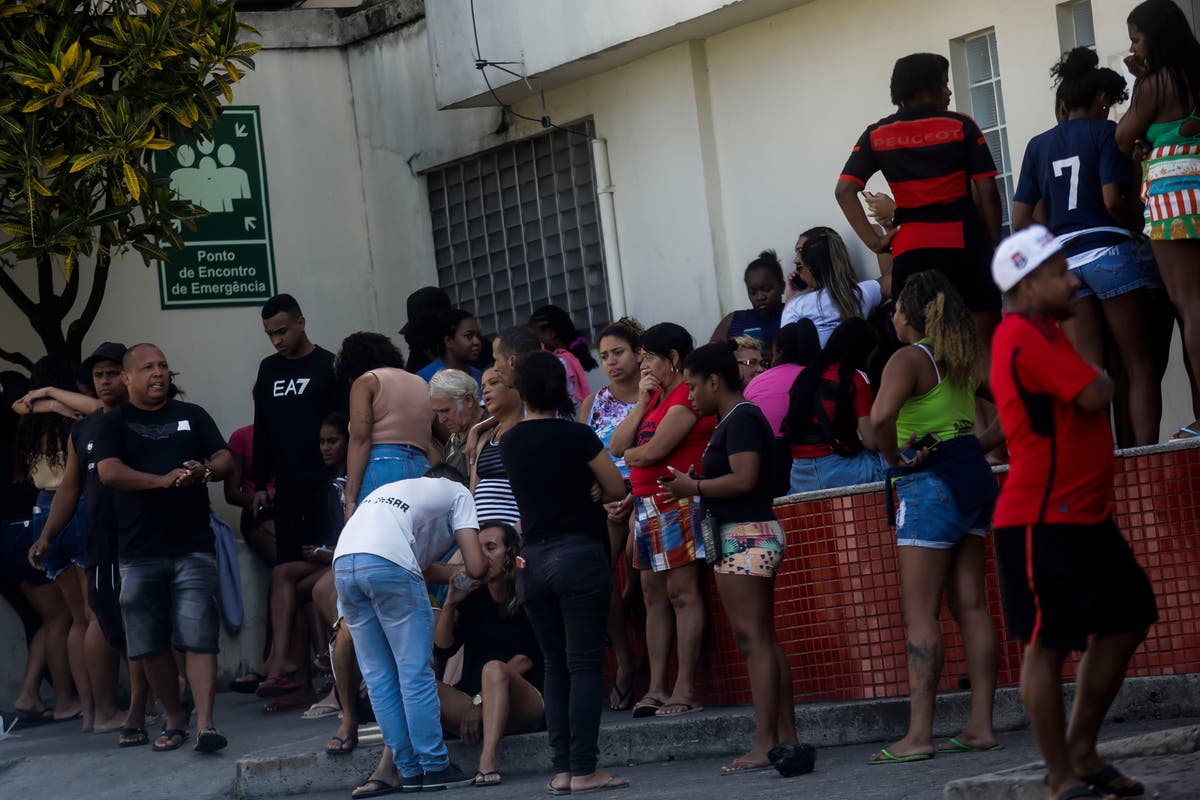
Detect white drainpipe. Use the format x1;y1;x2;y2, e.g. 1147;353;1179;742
591;137;627;320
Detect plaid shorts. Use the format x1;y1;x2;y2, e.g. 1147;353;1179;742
633;494;704;572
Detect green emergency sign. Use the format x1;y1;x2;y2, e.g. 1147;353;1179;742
152;106;277;308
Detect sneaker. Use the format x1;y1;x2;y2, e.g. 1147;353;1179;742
421;764;475;791
401;774;423;793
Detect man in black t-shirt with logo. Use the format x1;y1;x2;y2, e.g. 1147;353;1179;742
95;343;232;754
252;294;342;564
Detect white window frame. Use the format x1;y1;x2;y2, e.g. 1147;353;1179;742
1057;1;1096;53
951;29;1015;235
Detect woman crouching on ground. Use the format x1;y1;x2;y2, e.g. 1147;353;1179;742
868;270;1003;764
435;521;545;786
661;343;797;774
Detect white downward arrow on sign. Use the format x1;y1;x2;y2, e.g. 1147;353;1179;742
244;216;257;231
235;124;248;138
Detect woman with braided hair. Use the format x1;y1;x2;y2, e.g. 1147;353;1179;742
867;271;1004;765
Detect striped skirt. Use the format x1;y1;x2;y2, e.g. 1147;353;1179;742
1142;143;1200;240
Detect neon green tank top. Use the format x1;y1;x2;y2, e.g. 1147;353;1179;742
894;340;975;447
1147;107;1200;147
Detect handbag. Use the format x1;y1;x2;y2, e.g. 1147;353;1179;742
699;510;720;566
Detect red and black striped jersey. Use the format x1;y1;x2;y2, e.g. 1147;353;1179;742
840;106;997;257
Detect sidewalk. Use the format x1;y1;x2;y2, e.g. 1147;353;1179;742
0;676;1197;799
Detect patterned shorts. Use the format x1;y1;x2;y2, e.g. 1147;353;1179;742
633;494;703;572
714;520;786;578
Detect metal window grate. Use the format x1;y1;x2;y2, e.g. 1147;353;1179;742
425;119;612;343
963;30;1015;235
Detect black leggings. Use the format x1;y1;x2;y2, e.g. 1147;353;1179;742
518;535;612;775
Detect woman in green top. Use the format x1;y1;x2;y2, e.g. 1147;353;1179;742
867;271;1004;765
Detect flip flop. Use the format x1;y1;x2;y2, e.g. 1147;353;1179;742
1173;425;1200;439
230;671;266;694
1082;765;1145;798
630;697;663;718
867;748;934;765
936;737;1005;754
351;778;402;799
153;728;188;752
546;783;572;796
118;727;148;748
474;771;502;787
572;776;630;795
609;682;633;712
655;702;703;717
195;727;227;753
256;675;305;698
52;709;83;723
302;702;341;720
326;734;358;756
11;707;54;728
719;759;773;776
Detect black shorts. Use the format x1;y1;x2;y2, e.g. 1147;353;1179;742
273;481;331;564
994;517;1157;653
891;226;1000;313
87;562;126;649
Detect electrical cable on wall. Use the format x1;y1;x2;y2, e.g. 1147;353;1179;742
468;0;591;139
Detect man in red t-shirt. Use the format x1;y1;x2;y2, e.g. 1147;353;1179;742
990;225;1156;800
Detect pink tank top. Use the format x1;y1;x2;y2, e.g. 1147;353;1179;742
368;368;433;453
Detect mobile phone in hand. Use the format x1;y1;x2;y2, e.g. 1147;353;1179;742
899;432;943;465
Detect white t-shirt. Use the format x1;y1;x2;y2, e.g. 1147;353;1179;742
780;280;883;347
334;477;479;577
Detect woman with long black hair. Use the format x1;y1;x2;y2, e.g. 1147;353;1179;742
784;318;885;493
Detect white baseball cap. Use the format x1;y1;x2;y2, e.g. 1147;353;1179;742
991;224;1063;293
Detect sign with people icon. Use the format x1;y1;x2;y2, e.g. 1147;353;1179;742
152;106;277;308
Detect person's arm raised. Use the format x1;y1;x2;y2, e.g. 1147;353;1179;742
454;526;487;580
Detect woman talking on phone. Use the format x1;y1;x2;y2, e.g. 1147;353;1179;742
867;271;1002;765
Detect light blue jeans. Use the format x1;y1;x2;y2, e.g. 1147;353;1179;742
789;450;885;495
358;444;430;502
334;553;446;778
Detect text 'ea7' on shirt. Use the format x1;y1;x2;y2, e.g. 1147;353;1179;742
93;399;227;559
840;106;997;257
333;476;480;577
990;313;1113;528
252;346;343;491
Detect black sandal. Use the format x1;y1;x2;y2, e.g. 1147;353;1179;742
1082;765;1144;798
118;727;148;748
326;734;358;756
195;727;228;753
153;728;187;752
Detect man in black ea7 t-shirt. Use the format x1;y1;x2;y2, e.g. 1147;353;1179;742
252;293;343;564
95;343;233;754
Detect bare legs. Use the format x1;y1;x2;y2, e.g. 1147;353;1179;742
263;561;322;678
605;502;635;710
21;581;78;719
142;649;219;744
55;565;92;730
436;660;544;780
714;573;795;767
1153;239;1200;434
637;562;705;712
873;538;997;761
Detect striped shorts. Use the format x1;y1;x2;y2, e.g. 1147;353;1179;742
1142;143;1200;240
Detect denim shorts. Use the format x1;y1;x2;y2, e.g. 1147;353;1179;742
893;471;992;549
359;444;430;502
789;450;886;495
1072;239;1161;300
30;490;88;580
119;552;220;659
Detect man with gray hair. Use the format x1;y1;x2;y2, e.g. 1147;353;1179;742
428;369;486;478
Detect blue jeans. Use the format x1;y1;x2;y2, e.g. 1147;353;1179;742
789;450;885;495
358;444;430;502
32;490;87;580
1073;238;1161;300
118;552;220;659
334;553;445;778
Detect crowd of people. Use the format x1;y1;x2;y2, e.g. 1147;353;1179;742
0;2;1189;798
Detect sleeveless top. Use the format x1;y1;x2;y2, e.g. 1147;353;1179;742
474;432;520;525
367;368;433;452
895;341;975;446
30;454;66;491
1147;107;1200;147
587;386;635;479
728;308;781;348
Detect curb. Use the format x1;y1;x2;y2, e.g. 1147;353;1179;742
943;724;1200;800
232;673;1200;798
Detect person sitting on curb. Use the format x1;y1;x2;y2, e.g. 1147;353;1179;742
434;521;545;787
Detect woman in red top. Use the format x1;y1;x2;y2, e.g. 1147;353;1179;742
610;323;715;718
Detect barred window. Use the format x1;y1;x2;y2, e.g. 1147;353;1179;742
955;30;1014;235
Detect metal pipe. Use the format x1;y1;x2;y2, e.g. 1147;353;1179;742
591;137;626;320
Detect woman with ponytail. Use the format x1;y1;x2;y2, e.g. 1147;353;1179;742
866;271;1004;765
529;305;596;413
1013;46;1161;446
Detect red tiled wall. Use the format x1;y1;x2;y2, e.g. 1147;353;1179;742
613;444;1200;707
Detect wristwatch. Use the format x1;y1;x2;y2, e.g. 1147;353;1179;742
202;465;214;483
471;694;482;707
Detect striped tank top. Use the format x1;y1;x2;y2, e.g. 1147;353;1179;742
474;433;520;526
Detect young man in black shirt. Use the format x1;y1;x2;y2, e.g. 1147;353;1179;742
28;343;155;746
253;294;342;565
95;343;232;754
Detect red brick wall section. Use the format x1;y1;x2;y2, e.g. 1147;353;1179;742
610;443;1200;707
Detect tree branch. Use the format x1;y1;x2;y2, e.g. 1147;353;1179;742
59;254;80;315
0;265;39;319
66;249;110;352
0;348;35;373
36;254;54;306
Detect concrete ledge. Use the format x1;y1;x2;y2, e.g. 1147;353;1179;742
243;0;424;50
944;724;1200;800
232;673;1200;798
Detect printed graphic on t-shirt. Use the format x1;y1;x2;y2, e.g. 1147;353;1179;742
272;378;312;397
128;422;183;441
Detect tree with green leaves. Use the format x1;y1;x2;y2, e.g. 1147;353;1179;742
0;0;259;370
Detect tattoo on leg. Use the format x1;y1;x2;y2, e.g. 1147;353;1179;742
907;639;944;693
